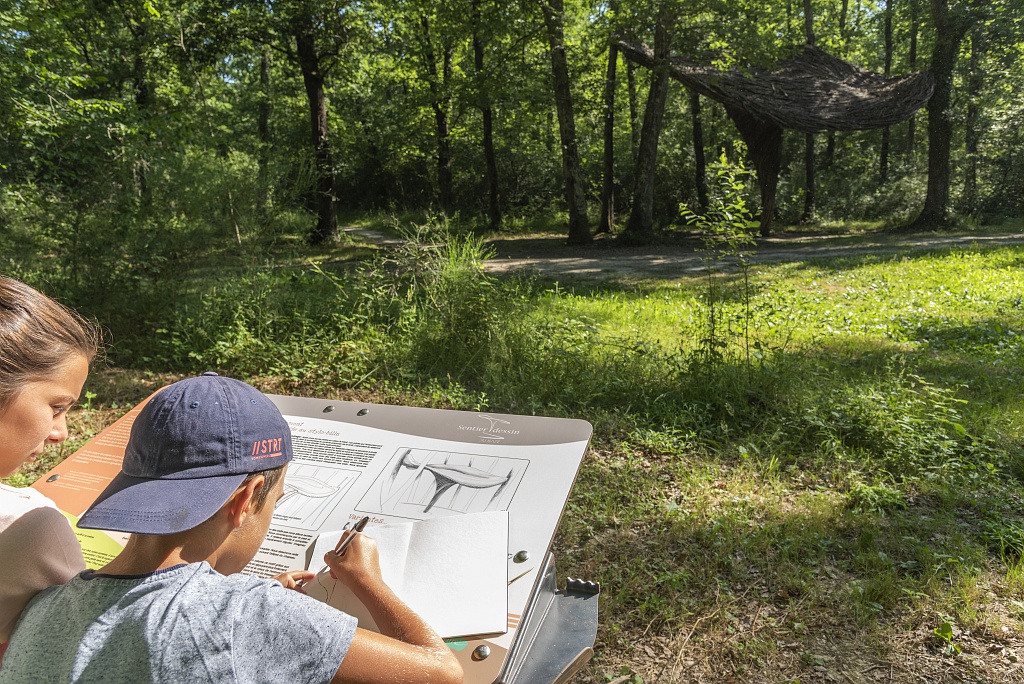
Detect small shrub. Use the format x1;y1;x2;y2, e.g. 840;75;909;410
680;155;757;367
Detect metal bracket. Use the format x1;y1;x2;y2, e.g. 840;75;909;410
565;578;601;597
501;553;600;684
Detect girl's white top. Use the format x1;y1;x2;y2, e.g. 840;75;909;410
0;483;85;642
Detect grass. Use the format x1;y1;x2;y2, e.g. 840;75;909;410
5;218;1024;681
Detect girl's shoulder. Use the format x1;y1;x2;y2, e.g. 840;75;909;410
0;483;61;528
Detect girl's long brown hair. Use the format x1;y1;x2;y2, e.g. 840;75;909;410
0;276;100;410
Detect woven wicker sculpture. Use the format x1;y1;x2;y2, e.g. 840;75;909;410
616;41;935;235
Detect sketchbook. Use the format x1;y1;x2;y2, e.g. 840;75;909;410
304;511;509;639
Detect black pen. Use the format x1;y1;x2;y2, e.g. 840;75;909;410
333;516;370;557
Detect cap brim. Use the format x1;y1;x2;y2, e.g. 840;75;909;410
78;471;248;535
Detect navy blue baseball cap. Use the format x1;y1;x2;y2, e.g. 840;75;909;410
78;373;292;535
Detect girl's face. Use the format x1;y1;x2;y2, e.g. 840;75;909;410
0;354;90;479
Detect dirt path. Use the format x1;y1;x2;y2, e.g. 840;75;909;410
480;230;1024;280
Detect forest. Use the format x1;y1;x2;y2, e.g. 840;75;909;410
2;0;1022;257
4;0;1024;681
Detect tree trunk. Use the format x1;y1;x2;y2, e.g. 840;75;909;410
132;52;151;203
803;0;815;44
910;0;972;229
295;23;338;245
963;26;983;215
907;0;919;156
622;15;671;244
133;55;152;112
538;0;591;244
879;0;893;185
801;0;816;222
825;0;849;169
421;17;454;214
879;126;891;184
802;132;816;222
690;90;708;212
627;61;640;161
597;41;618;234
258;49;271;207
472;0;501;232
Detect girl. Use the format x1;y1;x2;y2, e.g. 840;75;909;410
0;276;99;658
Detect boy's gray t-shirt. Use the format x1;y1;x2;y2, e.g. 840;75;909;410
0;562;358;683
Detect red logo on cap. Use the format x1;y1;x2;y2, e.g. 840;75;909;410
251;438;284;460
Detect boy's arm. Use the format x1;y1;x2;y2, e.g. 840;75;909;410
324;534;463;684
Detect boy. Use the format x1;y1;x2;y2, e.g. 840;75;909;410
0;374;463;684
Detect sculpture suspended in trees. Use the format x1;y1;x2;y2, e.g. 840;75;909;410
617;41;935;236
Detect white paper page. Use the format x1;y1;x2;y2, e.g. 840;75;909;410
305;511;509;638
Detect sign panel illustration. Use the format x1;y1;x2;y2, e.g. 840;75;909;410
273;463;359;529
357;448;528;520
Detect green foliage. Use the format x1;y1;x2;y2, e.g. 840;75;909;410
978;518;1024;558
681;156;759;366
933;619;962;656
847;480;907;515
796;365;996;482
680;155;757;243
3;0;1021;243
345;216;520;386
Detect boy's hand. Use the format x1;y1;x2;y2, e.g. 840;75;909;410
273;570;315;592
324;532;384;590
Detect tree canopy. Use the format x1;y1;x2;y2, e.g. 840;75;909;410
1;0;1021;253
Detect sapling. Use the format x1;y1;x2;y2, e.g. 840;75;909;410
680;155;757;368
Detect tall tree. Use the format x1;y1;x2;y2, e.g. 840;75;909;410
962;24;984;215
241;1;357;245
879;0;894;185
906;0;920;157
537;0;591;244
258;49;272;207
597;11;619;235
801;0;816;223
471;0;501;231
626;61;641;162
120;2;155;203
824;0;850;169
621;7;671;244
690;90;708;212
416;13;455;214
910;0;975;228
294;15;338;244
